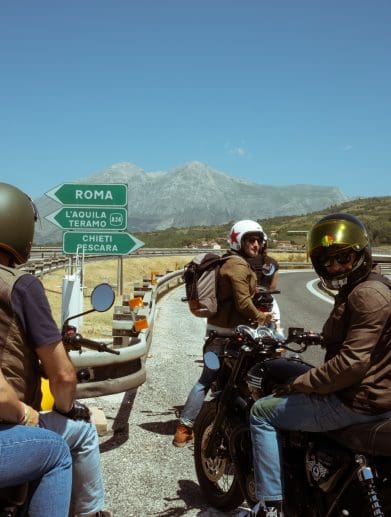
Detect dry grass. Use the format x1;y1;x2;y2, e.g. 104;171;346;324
41;251;308;338
41;256;193;338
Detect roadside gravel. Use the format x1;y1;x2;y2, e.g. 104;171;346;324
87;285;240;517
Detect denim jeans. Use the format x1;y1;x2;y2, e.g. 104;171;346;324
180;332;229;428
180;365;219;427
250;392;391;503
0;424;72;516
39;411;105;516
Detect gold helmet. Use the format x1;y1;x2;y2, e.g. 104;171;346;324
308;213;372;289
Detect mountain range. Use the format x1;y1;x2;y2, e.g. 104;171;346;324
34;161;348;244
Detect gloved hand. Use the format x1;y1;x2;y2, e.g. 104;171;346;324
54;401;91;422
273;383;294;397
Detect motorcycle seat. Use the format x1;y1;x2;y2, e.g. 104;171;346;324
328;419;391;457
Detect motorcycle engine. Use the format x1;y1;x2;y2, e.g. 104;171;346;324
246;363;264;400
305;444;350;493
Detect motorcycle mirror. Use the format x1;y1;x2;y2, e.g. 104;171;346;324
204;351;220;371
90;283;116;312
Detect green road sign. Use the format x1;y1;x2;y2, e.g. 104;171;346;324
46;207;127;230
46;183;127;206
63;232;144;255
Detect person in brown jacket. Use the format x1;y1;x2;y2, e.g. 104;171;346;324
173;220;273;447
243;213;391;517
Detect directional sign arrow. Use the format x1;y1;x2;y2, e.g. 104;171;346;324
46;183;128;206
63;232;144;255
46;207;128;230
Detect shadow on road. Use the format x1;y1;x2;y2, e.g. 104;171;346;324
99;389;137;453
153;479;206;516
139;405;185;436
139;418;178;435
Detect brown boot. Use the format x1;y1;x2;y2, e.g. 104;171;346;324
172;423;194;447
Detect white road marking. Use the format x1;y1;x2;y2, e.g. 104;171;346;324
306;279;334;305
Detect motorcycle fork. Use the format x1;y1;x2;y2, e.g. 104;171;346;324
355;455;384;517
204;346;251;458
324;455;385;517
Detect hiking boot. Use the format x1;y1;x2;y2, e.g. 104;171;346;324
172;423;194;447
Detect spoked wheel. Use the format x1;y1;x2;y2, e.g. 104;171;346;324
194;401;245;511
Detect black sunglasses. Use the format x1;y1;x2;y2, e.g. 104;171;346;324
245;236;263;244
318;250;355;267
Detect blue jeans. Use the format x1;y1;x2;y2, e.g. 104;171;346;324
180;365;219;427
250;393;391;503
180;335;228;427
0;424;72;517
39;411;105;516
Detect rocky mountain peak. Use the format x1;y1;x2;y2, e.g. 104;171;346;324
33;161;349;243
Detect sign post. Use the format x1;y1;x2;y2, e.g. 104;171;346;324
45;182;144;297
63;231;144;255
45;183;128;206
46;207;128;230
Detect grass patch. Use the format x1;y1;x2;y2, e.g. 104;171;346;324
41;255;192;338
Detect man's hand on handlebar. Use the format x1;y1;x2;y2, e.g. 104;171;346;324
259;312;273;326
54;401;91;422
273;383;294;397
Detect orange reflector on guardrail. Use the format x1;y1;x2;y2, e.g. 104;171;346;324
129;297;144;309
134;319;149;332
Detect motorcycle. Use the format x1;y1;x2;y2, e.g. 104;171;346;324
0;282;119;517
194;324;391;516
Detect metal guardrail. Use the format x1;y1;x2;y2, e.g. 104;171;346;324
73;268;184;398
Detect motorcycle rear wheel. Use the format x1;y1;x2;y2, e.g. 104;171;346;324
194;401;245;511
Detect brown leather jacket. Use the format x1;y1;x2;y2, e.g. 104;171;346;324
293;273;391;415
207;250;267;329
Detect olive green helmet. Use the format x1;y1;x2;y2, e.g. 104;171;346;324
0;182;37;265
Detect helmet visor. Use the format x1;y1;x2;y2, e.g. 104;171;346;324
308;218;368;256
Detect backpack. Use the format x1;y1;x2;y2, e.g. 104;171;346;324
183;252;233;318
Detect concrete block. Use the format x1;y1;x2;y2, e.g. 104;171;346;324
89;406;108;436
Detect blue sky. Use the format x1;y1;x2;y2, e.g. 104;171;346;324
1;0;390;201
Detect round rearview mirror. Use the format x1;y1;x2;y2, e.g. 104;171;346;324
204;351;220;371
90;283;115;312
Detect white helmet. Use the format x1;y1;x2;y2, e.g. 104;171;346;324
228;219;267;252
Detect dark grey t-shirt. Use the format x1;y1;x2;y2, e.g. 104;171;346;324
11;274;61;349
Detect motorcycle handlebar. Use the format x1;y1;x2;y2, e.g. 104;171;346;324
63;332;120;355
232;325;323;354
285;329;323;348
255;287;281;295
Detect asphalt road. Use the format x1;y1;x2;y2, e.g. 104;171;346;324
88;270;333;516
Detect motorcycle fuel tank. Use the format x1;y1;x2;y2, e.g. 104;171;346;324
247;357;314;400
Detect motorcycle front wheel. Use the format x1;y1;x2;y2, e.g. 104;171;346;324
194;400;245;511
